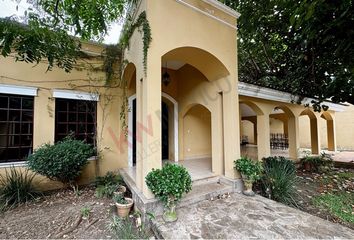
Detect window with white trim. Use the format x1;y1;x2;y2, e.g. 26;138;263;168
0;94;34;163
55;98;97;145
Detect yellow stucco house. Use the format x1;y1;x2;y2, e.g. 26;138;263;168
0;0;351;206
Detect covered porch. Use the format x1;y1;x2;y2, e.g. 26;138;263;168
239;82;345;161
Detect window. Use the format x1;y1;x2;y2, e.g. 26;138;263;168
0;94;34;163
55;99;97;145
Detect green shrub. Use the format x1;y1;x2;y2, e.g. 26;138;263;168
145;163;192;208
95;184;117;198
0;167;40;210
27;137;94;185
94;172;124;198
300;152;334;173
261;156;298;206
94;171;123;187
234;157;263;182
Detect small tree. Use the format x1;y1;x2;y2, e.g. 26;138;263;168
145;163;192;222
27;137;94;186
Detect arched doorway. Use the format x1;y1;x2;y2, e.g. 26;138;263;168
321;112;336;151
269;105;298;159
182;104;212;175
127;92;179;167
299;109;320;154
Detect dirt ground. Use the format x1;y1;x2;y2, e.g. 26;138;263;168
295;167;354;230
0;187;115;239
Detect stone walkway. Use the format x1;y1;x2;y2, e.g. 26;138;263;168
152;193;354;239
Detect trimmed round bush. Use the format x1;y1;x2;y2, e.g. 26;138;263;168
145;163;192;208
27;137;94;185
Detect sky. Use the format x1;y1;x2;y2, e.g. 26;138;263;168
0;0;122;44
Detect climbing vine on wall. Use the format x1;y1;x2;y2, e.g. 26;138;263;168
103;11;152;84
103;10;152;135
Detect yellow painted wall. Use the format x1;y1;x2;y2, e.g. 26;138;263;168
299;104;354;150
183;104;212;159
269;118;284;134
0;42;128;191
241;120;254;144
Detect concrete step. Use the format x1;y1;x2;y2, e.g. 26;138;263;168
192;175;220;186
178;181;233;209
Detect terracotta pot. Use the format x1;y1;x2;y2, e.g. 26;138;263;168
303;162;313;172
114;185;126;197
115;198;133;218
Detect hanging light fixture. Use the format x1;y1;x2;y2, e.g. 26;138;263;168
162;62;171;86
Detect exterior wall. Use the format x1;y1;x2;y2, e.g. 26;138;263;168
0;42;127;190
241;120;255;144
269;118;284;134
183;104;212;159
299;104;354;150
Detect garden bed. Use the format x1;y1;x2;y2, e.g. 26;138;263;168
295;168;354;230
0;186;115;239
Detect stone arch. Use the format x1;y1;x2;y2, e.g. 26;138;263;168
320;111;336;151
182;104;212;165
161;46;230;81
300;109;320;154
269;105;298;159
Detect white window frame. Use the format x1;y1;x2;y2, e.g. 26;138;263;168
53;89;99;101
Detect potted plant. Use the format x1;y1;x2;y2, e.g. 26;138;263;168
145;163;192;222
234;157;263;196
113;194;133;218
114;185;126;197
300;155;321;172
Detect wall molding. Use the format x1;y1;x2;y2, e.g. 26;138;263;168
53;89;99;101
175;0;237;30
0;84;38;96
238;82;346;112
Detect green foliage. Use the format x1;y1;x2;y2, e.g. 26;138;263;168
222;0;354;107
261;156;298;206
94;171;123;187
80;206;91;218
0;0;134;73
109;216;151;239
313;192;354;224
27;137;94;185
94;171;124;198
119;11;152;74
300;153;334;173
0;18;79;72
145;163;192;208
234;157;263;182
32;0;131;41
113;193;128;205
0;167;40;210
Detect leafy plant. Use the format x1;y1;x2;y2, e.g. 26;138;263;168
234;157;263;182
261;156;298;206
145;163;192;208
94;171;124;198
27;136;94;186
313;192;354;224
222;0;354;108
0;167;40;210
94;171;123;187
300;152;334;173
109;216;151;239
80;206;91;219
113;193;128;205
